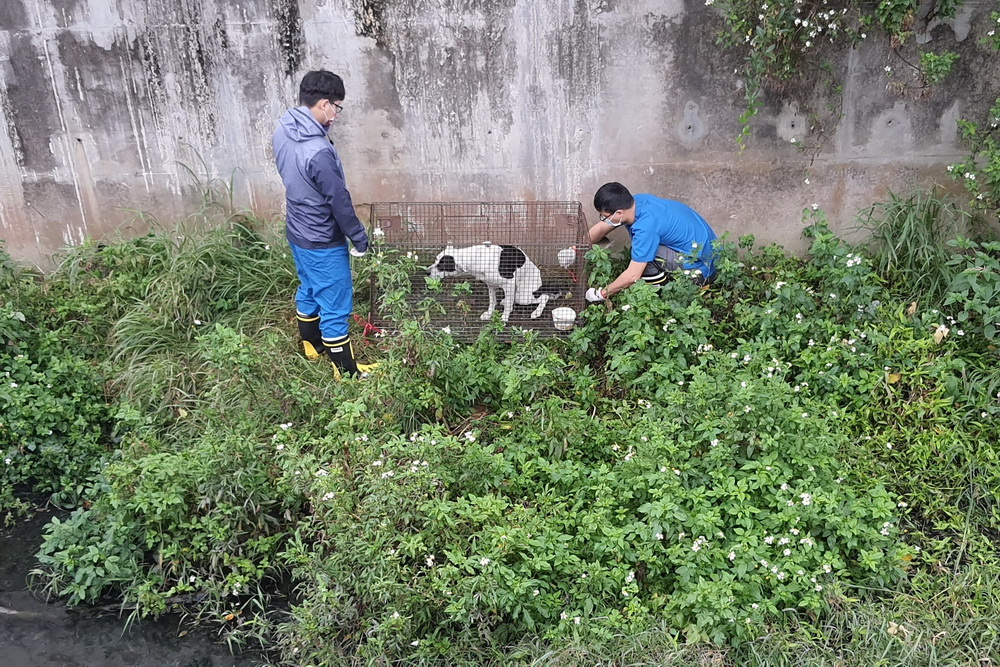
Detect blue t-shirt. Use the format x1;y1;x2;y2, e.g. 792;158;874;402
626;194;717;277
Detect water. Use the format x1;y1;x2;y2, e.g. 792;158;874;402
0;509;261;667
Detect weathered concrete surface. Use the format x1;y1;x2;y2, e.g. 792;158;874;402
0;0;997;267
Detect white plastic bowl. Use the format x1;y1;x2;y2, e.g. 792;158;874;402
552;307;577;331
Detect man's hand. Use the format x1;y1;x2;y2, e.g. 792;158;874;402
585;287;606;303
350;246;366;258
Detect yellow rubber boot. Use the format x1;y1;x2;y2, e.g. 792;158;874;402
324;336;378;378
297;313;325;360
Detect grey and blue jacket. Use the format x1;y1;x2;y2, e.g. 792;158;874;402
272;107;368;252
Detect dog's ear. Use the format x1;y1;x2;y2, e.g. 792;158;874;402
436;255;457;273
498;245;526;280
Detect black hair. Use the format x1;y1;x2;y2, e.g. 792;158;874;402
298;70;346;108
594;182;634;214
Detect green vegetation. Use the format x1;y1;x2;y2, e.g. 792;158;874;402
2;178;1000;664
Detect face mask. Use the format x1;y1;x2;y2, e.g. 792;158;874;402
601;210;622;227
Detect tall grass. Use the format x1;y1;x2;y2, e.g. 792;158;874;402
855;189;968;307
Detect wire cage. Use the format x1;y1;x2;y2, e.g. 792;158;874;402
368;201;591;340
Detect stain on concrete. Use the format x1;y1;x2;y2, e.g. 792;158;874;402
4;34;59;172
48;0;82;27
214;16;230;51
0;0;29;31
272;0;304;77
352;0;389;48
365;50;404;130
0;84;25;169
551;0;601;109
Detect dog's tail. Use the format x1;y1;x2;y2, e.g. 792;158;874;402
534;282;569;299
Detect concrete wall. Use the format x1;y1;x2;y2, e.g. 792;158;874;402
0;0;997;267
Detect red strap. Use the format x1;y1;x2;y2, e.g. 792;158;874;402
353;313;384;338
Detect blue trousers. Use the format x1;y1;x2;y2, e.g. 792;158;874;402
290;243;353;341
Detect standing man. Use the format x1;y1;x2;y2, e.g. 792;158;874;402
584;182;718;303
273;70;376;378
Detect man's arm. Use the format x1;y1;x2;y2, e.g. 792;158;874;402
600;260;647;298
308;151;369;252
588;221;616;245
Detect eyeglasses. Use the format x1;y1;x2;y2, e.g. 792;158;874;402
599;210;622;226
330;100;344;113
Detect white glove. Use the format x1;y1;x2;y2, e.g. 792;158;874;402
585;287;606;302
350;246;366;258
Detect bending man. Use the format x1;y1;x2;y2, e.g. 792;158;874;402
585;182;718;302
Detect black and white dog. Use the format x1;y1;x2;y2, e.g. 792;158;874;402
428;244;567;322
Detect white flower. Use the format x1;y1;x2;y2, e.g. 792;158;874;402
804;178;810;185
426;555;436;566
765;535;775;544
10;383;17;388
815;584;823;591
194;319;202;325
777;571;786;580
800;493;812;506
411;640;420;646
574;616;582;625
322;492;335;501
373;227;385;237
561;611;569;620
442;326;451;334
280;422;292;430
780;483;789;491
655;532;664;540
392;611;401;619
823;563;832;573
710;439;719;447
480;557;491;566
533;589;540;596
189;575;196;583
729;551;737;561
621;304;631;311
464;431;476;442
4;458;11;465
783;548;792;556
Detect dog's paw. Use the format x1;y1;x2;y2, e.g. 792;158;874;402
480;311;494;321
529;310;543;319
